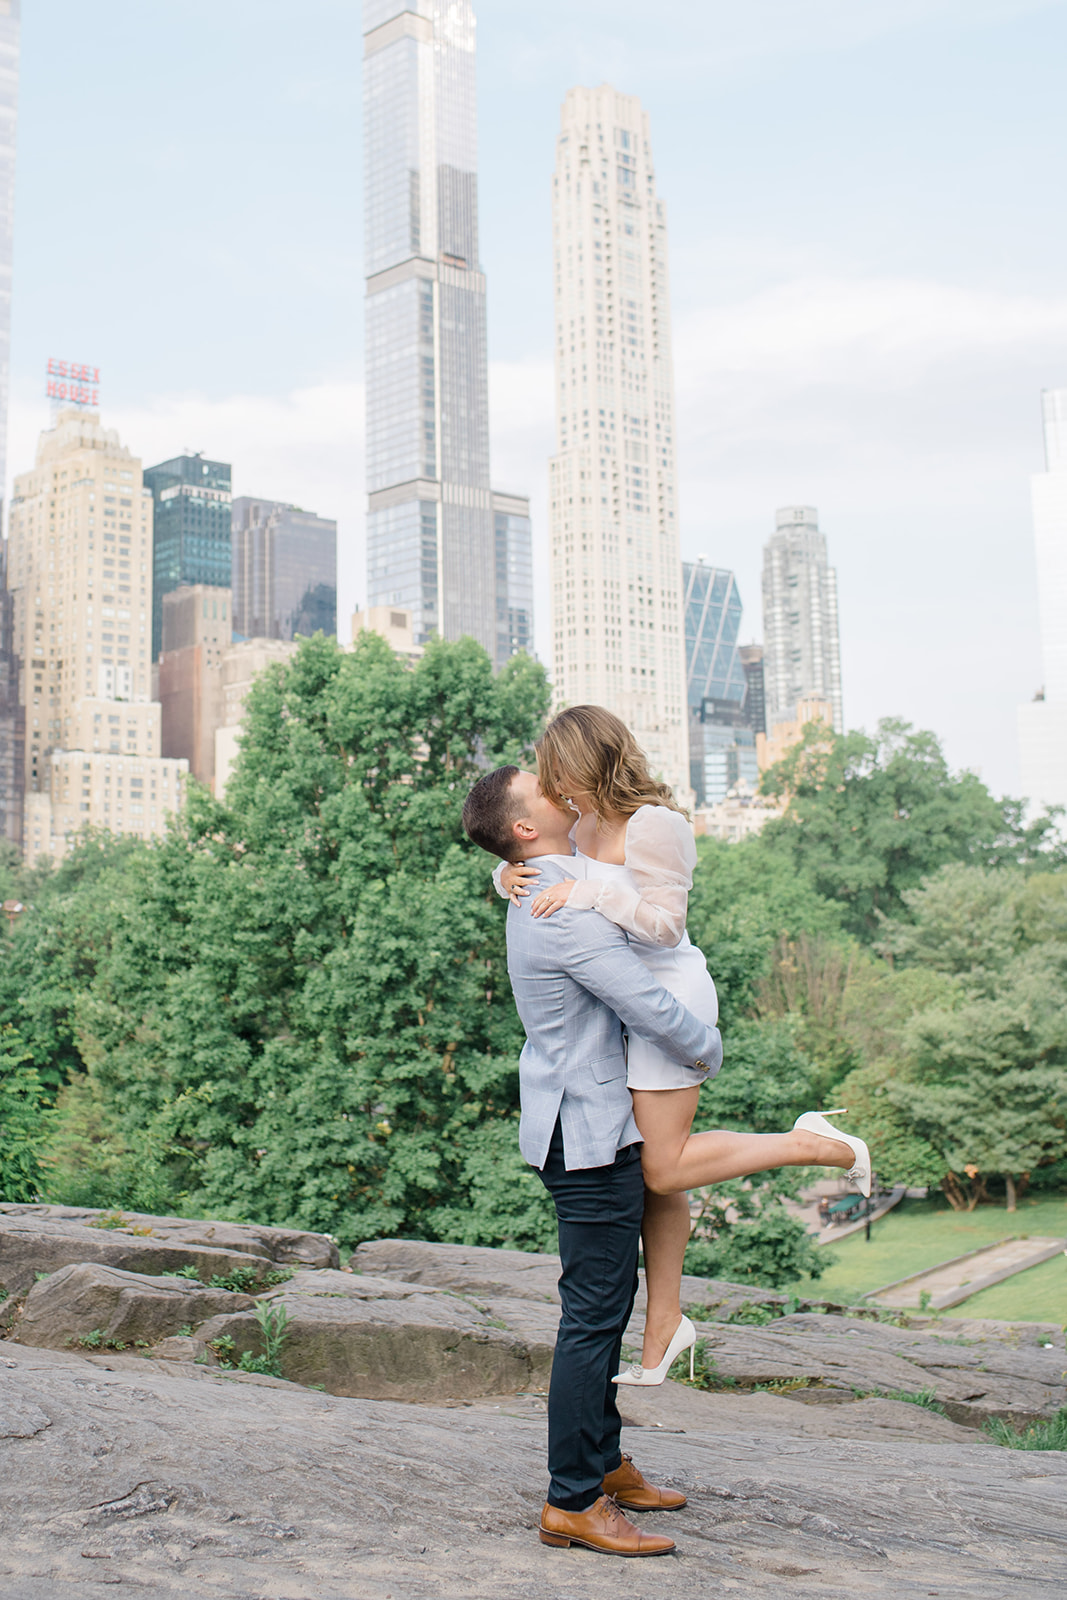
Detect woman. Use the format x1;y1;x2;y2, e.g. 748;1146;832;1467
496;705;868;1387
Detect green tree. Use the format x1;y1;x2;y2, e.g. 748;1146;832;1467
878;866;1067;1209
0;1025;53;1202
5;633;556;1247
760;719;1064;940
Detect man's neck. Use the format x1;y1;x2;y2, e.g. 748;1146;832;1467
521;839;574;860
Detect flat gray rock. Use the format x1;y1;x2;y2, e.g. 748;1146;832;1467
1;1340;1063;1600
13;1263;256;1349
0;1214;275;1302
193;1267;554;1400
0;1202;338;1268
690;1312;1067;1423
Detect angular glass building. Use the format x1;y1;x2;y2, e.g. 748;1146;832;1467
363;0;532;663
683;561;745;710
682;560;758;807
231;497;336;642
145;454;232;658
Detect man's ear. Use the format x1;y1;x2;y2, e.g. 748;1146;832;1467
513;816;538;845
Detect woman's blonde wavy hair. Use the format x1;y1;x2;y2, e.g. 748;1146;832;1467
536;705;684;823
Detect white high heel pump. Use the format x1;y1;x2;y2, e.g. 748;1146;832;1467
612;1315;697;1387
795;1108;871;1198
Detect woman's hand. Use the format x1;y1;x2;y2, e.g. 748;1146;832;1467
500;861;541;906
530;878;578;918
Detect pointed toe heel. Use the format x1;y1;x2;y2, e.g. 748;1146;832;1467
612;1315;696;1388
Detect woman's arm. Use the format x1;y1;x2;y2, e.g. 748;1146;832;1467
531;807;696;946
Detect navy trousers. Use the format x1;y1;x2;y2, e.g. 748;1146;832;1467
536;1119;645;1511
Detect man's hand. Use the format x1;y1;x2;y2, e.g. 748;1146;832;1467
531;877;578;919
501;861;542;906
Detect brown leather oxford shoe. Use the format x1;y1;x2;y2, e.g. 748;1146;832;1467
539;1494;675;1556
602;1452;687;1511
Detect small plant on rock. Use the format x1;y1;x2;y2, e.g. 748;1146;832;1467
237;1301;291;1377
671;1339;738;1392
985;1406;1067;1451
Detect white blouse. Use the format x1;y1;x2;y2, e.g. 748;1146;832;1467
494;804;696;949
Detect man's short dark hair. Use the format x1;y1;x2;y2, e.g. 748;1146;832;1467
463;765;523;860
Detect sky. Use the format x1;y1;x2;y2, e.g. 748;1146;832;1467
8;0;1067;798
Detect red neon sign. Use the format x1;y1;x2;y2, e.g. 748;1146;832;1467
46;357;100;408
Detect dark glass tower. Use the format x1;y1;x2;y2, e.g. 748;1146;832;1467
682;560;758;807
231;497;337;642
145;453;232;658
363;0;532;660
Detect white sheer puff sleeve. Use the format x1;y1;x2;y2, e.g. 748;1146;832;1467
565;805;696;947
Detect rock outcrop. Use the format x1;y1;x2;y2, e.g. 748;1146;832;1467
2;1340;1064;1600
16;1263;256;1349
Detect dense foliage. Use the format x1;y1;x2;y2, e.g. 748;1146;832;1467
1;639;1064;1274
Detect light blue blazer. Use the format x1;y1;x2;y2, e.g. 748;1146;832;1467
506;856;723;1171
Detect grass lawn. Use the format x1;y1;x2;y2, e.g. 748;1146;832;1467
786;1192;1067;1322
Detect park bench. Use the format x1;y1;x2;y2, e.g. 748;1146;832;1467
819;1192;869;1227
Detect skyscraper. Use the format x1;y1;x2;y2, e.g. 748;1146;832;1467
682;560;758;807
231;497;337;642
363;0;532;663
0;1;18;532
0;535;23;849
493;490;533;666
762;506;843;734
1018;388;1067;808
6;409;187;864
144;453;232;659
550;85;688;799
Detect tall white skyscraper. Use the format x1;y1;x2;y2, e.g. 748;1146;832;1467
362;0;532;667
1018;389;1067;808
549;86;688;798
0;0;17;524
761;506;843;734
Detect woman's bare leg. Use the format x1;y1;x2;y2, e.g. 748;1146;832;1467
638;1188;692;1369
633;1087;854;1198
629;1087;855;1366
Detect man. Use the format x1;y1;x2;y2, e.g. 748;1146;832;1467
463;766;723;1558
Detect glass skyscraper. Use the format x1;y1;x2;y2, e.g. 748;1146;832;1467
363;0;532;664
231;497;337;643
682;560;758;806
145;454;233;658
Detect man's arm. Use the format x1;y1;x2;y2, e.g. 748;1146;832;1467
519;886;722;1075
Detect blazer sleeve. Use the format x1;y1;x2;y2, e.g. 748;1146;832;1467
556;902;722;1075
565;806;695;948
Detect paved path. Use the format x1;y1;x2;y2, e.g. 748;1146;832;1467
868;1235;1067;1311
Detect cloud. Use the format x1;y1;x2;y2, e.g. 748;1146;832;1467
489;0;1062;84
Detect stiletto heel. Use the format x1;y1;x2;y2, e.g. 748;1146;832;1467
794;1109;871;1198
689;1343;695;1382
612;1315;697;1387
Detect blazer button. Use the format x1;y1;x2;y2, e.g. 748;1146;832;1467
694;1059;706;1072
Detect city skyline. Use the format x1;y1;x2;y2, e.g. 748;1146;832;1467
4;2;1067;797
